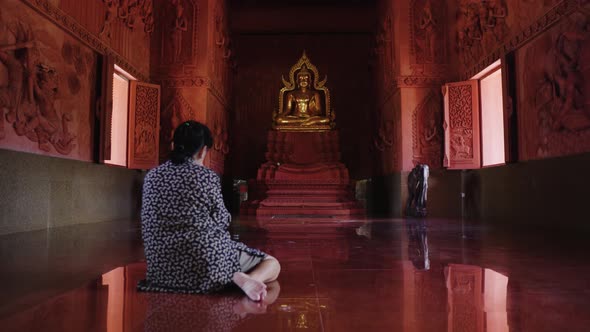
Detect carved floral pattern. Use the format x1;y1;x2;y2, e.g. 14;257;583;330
132;85;159;160
449;85;473;128
448;85;474;159
0;1;96;160
396;76;443;88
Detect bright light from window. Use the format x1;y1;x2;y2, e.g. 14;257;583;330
105;65;135;167
480;68;505;166
105;72;129;167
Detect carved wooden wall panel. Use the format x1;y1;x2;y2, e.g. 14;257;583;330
443;80;481;169
59;0;151;76
516;10;590;160
410;0;447;65
0;0;96;161
207;93;229;175
455;0;585;79
373;12;395;104
128;81;160;169
412;90;443;169
150;0;234;173
455;0;511;68
159;89;195;161
210;0;233;101
373;90;401;174
152;0;199;75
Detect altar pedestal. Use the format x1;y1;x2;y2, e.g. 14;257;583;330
242;130;365;219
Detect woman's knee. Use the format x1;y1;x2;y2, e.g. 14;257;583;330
264;255;281;275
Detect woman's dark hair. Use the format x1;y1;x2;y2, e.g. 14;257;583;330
170;121;213;165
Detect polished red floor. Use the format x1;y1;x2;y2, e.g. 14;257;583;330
1;218;589;331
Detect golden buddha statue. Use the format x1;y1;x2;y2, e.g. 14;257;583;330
273;52;335;131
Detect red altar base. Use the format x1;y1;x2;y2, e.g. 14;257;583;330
241;130;365;219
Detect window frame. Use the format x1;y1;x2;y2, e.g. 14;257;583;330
443;57;516;170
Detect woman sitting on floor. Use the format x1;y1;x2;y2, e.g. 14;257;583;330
138;121;280;301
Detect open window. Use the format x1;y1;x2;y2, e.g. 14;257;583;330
443;60;508;169
98;56;161;169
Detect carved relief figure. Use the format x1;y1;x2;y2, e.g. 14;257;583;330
118;0;130;20
374;119;394;152
99;0;154;37
487;0;509;44
0;1;96;160
127;1;141;30
519;12;590;159
375;15;394;89
213;112;229;156
141;0;155;34
161;91;193;158
456;0;509;66
413;92;442;168
99;0;119;39
373;92;400;173
0;11;31;139
424;117;441;145
451;134;472;158
0;14;66;152
419;1;437;62
413;0;444;64
32;65;65;152
171;0;188;63
212;1;232;99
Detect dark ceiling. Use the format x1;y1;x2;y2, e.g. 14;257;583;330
229;0;377;33
230;0;376;8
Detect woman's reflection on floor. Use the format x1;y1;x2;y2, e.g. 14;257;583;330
143;281;281;332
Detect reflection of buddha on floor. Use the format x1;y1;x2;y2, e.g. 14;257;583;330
274;65;331;128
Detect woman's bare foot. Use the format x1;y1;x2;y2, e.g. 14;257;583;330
232;272;267;301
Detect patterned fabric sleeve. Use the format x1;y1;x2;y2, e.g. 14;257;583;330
209;172;231;229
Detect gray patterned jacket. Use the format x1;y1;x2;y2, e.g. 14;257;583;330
137;160;264;294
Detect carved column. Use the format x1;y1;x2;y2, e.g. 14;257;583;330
373;0;449;175
397;0;449;172
151;0;232;174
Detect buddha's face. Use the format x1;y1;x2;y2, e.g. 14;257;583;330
297;73;310;88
